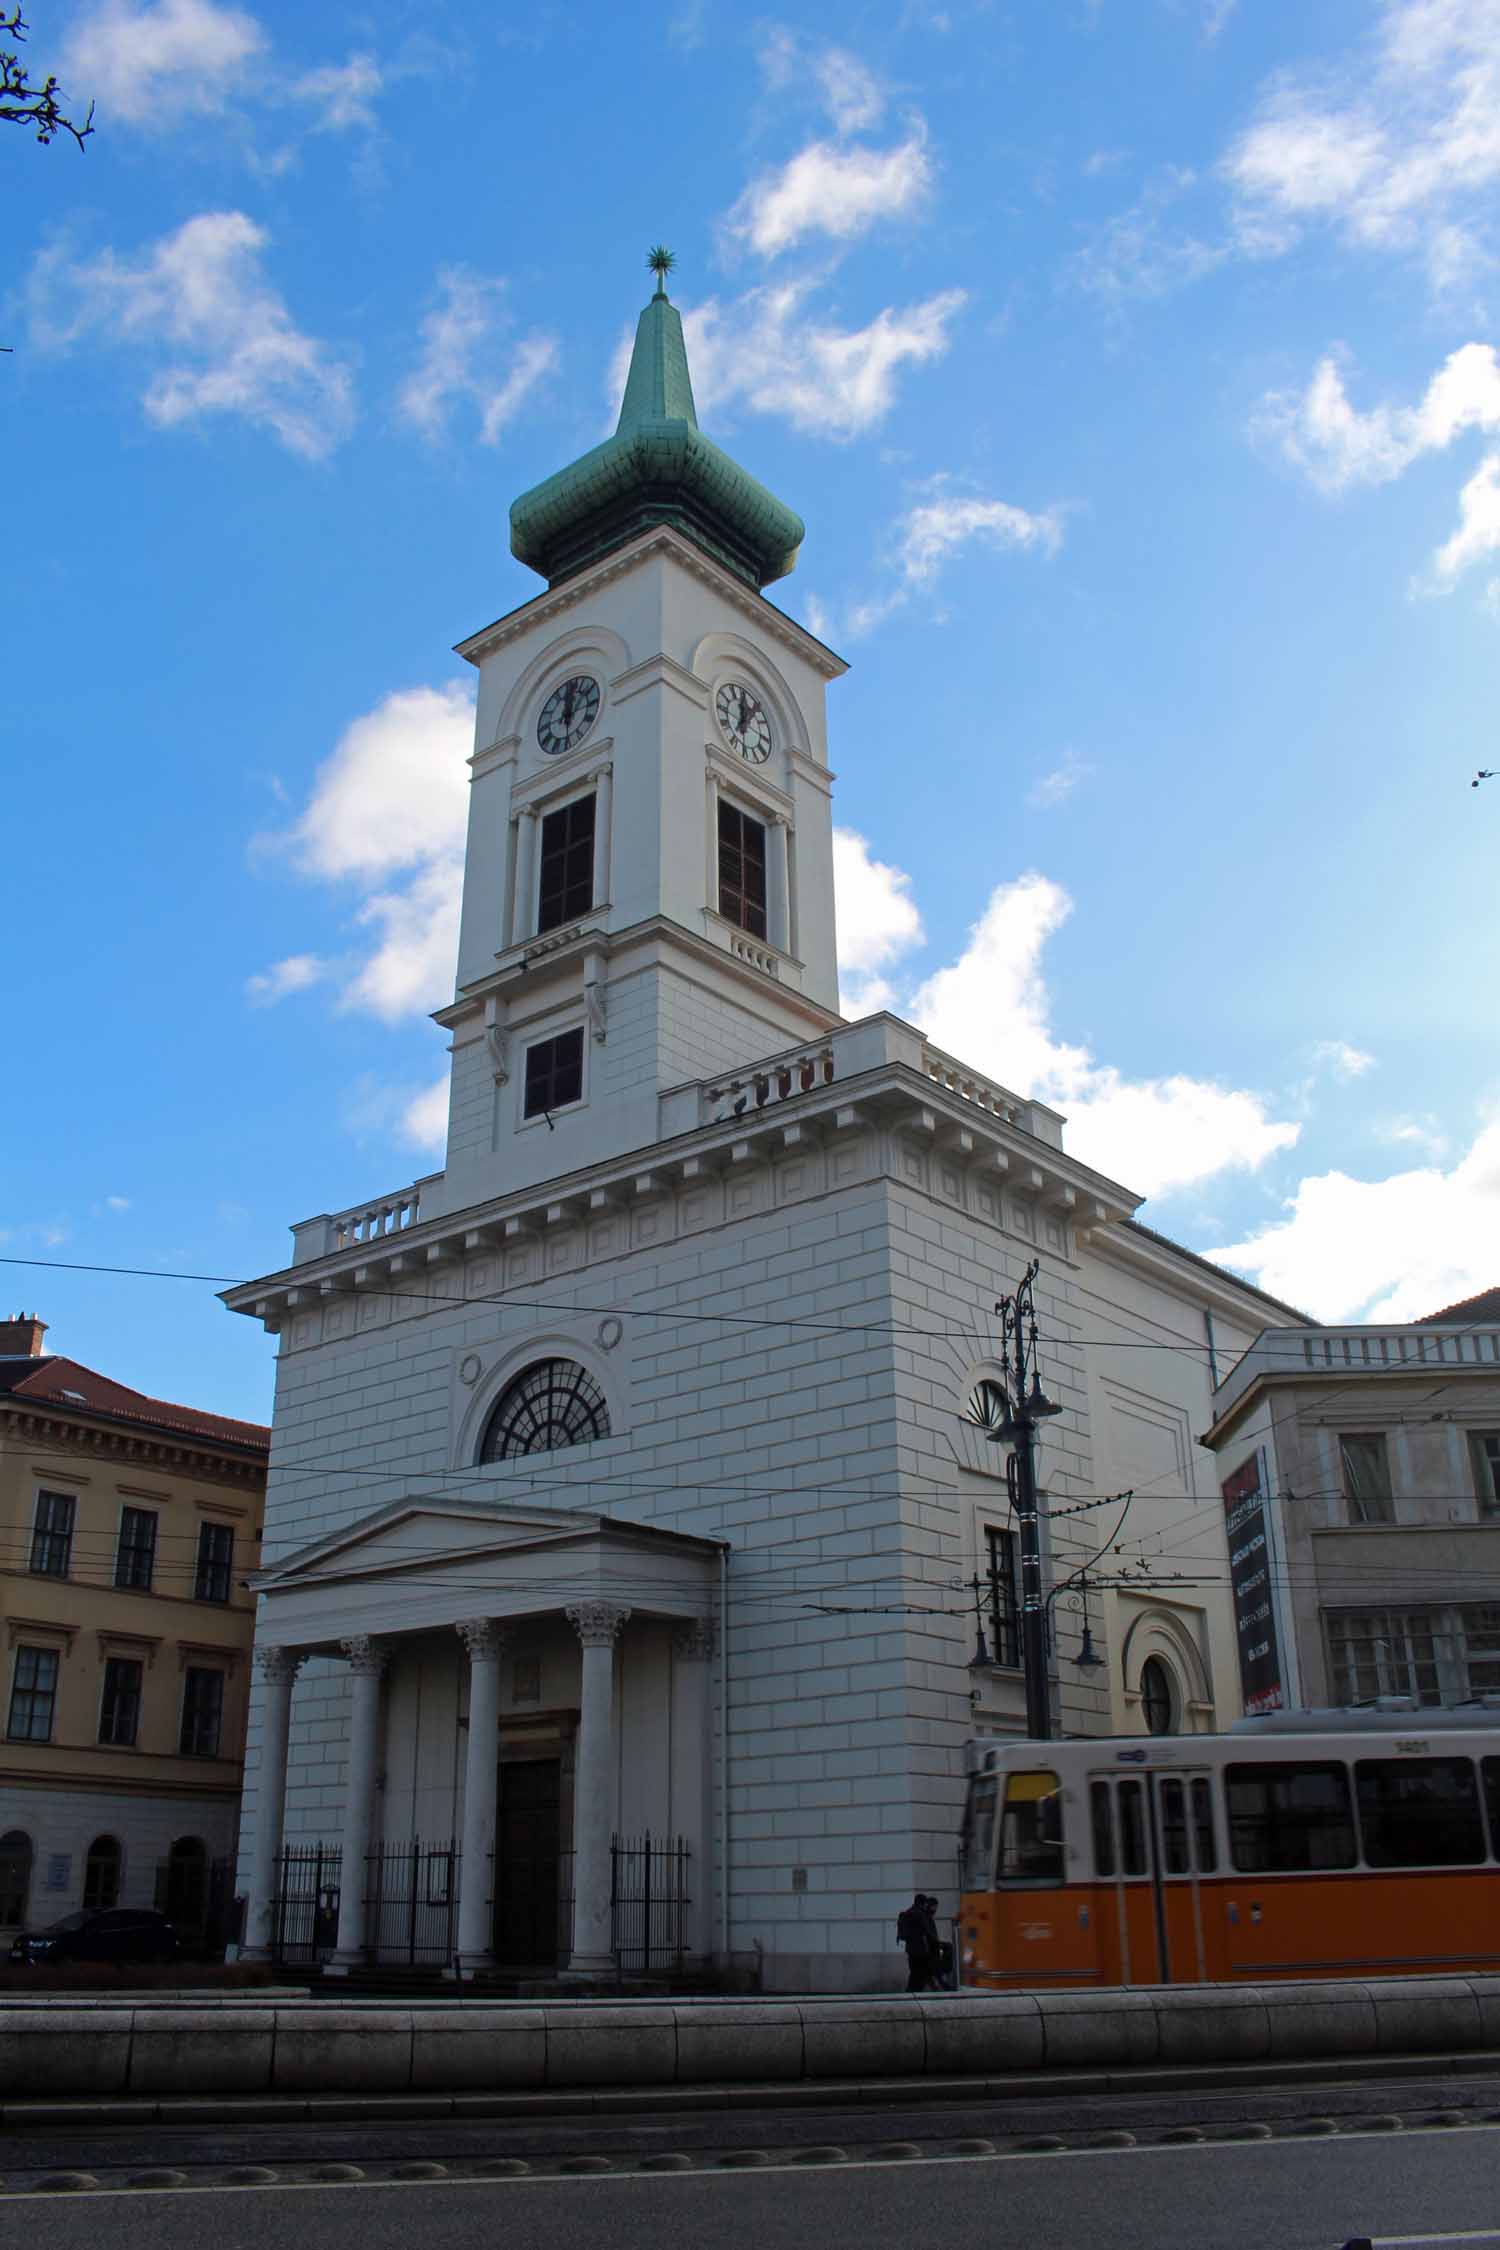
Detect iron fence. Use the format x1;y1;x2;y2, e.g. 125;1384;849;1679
364;1836;460;1965
611;1832;690;1974
271;1841;342;1965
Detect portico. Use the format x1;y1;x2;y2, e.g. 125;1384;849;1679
240;1502;722;1978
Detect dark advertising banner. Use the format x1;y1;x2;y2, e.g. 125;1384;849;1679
1222;1449;1284;1715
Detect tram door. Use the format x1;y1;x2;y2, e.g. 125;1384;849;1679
1089;1771;1215;1985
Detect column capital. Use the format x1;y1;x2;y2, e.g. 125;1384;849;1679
339;1634;389;1678
671;1616;716;1662
455;1617;508;1662
254;1645;305;1686
566;1600;631;1649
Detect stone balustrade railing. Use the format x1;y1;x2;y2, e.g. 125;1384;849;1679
1214;1320;1500;1421
291;1187;425;1264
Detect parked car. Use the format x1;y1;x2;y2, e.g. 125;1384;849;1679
9;1907;178;1966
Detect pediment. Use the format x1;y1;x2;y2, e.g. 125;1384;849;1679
253;1496;717;1594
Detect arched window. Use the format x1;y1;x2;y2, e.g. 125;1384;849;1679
82;1833;121;1912
0;1831;32;1928
1141;1656;1178;1736
965;1378;1011;1437
165;1835;208;1930
479;1360;611;1462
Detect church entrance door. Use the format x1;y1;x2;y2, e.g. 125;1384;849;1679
494;1758;562;1966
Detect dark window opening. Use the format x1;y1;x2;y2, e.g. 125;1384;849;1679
479;1357;611;1461
1340;1432;1394;1524
1226;1761;1357;1873
536;793;596;934
180;1668;225;1758
8;1646;59;1741
0;1831;32;1927
1141;1656;1177;1735
717;799;767;938
99;1657;143;1747
523;1029;584;1119
82;1835;121;1912
30;1490;75;1578
985;1526;1021;1669
194;1521;233;1604
116;1506;158;1591
1356;1756;1486;1866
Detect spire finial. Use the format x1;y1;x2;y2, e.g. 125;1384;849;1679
647;244;676;298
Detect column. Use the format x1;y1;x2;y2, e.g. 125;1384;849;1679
455;1618;506;1976
564;1601;630;1976
670;1618;715;1963
765;814;790;954
242;1646;303;1961
592;763;612;907
512;806;538;945
326;1634;388;1975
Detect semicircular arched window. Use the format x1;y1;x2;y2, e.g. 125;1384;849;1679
83;1833;121;1912
478;1359;611;1463
1141;1655;1178;1736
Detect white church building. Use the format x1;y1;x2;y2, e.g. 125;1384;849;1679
225;269;1297;1991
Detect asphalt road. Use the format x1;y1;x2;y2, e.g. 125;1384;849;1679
3;2127;1500;2250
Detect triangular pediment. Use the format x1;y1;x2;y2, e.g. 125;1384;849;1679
253;1496;716;1593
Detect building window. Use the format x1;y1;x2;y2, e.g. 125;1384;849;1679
1140;1656;1177;1735
536;793;596;934
1326;1608;1442;1704
0;1831;33;1928
7;1646;59;1741
522;1028;584;1120
99;1656;143;1747
194;1522;234;1604
1339;1432;1394;1524
165;1836;209;1931
1470;1432;1500;1518
717;799;767;938
115;1507;158;1591
82;1835;121;1912
30;1490;76;1578
479;1358;611;1461
984;1526;1021;1668
180;1667;225;1757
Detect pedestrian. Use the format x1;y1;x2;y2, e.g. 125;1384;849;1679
897;1892;933;1992
923;1897;955;1991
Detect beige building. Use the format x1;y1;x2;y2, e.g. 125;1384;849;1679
0;1315;268;1943
1202;1287;1500;1713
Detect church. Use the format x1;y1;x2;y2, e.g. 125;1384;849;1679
225;263;1294;1991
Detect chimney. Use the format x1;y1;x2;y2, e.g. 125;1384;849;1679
0;1312;48;1359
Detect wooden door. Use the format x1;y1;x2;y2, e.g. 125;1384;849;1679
494;1758;562;1967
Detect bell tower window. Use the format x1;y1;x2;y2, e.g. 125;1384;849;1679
537;793;596;934
523;1028;584;1119
718;799;767;938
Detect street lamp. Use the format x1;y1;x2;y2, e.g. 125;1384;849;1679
970;1259;1062;1741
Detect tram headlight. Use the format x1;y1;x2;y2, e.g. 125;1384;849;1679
962;1947;976;1968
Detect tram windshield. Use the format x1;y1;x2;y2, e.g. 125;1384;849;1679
998;1769;1064;1885
960;1773;998;1890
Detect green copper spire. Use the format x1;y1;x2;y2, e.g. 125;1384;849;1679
509;254;803;592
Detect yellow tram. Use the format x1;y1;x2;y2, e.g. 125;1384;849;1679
958;1709;1500;1987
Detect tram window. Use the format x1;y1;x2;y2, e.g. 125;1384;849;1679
1225;1762;1357;1873
998;1769;1064;1885
1161;1779;1189;1874
961;1774;999;1890
1091;1782;1115;1877
1483;1760;1500;1856
1192;1778;1218;1872
1355;1758;1486;1867
1118;1779;1148;1876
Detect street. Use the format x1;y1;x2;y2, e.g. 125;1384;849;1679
4;2070;1500;2249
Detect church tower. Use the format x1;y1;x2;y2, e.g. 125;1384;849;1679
426;258;847;1221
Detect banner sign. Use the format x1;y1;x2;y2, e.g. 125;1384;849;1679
1222;1449;1284;1715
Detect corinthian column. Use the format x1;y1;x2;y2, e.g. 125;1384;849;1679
455;1618;507;1976
327;1635;388;1975
564;1601;630;1976
242;1646;303;1962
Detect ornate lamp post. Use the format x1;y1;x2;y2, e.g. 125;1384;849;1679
975;1259;1063;1740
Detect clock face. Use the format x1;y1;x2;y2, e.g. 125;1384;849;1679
716;679;772;764
537;675;600;756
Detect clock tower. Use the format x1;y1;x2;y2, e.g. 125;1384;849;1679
424;260;848;1220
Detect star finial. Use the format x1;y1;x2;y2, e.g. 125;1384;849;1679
647;244;676;298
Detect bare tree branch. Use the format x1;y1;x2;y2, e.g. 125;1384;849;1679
1;7;94;149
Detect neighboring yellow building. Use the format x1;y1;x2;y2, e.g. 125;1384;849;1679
0;1314;268;1945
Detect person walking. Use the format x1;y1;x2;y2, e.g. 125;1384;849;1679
897;1892;934;1992
923;1897;955;1991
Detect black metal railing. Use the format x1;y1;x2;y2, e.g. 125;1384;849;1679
364;1837;460;1965
611;1832;690;1974
271;1841;342;1964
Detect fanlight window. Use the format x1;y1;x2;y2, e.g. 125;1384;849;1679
479;1359;611;1462
965;1379;1010;1436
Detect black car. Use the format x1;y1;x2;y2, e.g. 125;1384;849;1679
9;1907;178;1966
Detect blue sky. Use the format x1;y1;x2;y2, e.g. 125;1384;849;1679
6;0;1499;1427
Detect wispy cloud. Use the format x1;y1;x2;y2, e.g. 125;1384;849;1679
832;483;1064;640
62;0;264;124
28;212;355;458
245;953;327;1006
1070;165;1225;310
729;134;931;258
1028;752;1093;809
288;52;382;133
398;268;557;446
1311;1038;1376;1080
678;279;965;441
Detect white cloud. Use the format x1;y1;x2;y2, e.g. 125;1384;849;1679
1028;752;1093;810
105;1195;131;1212
245;952;327;1006
757;29;885;135
399;268;558;446
729;134;931;258
401;1075;449;1152
1311;1039;1376;1080
833;485;1064;640
683;280;965;440
289;52;382;133
29;211;354;458
832;828;924;1014
62;0;264;124
1224;0;1500;284
1070;166;1226;309
263;682;473;1023
1211;1117;1500;1322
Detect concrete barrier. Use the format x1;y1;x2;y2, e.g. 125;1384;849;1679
3;1977;1499;2104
